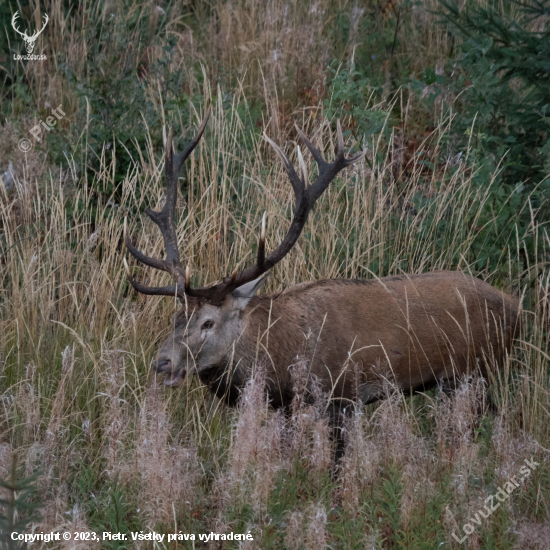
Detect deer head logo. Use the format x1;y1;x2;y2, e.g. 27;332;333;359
12;11;49;54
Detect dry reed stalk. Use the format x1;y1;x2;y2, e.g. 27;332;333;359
0;50;548;541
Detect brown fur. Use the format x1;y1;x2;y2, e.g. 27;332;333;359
155;270;519;411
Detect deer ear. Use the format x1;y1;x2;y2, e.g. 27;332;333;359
231;275;269;308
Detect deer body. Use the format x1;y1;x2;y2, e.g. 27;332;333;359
157;271;519;410
123;112;519;459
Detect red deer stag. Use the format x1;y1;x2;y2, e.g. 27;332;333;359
123;111;519;459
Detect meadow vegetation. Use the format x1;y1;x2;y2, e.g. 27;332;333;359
0;0;549;548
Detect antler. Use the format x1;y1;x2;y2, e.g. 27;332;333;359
124;110;211;298
124;116;366;305
210;120;366;300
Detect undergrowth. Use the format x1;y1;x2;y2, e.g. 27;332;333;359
0;0;549;549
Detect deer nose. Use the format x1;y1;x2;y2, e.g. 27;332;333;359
154;360;172;374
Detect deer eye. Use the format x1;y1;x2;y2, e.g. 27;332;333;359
202;320;214;330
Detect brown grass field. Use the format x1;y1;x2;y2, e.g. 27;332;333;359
0;0;549;548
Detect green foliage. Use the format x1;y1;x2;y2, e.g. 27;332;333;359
0;2;13;58
324;64;393;149
376;464;404;546
58;5;171;199
0;454;42;550
324;0;550;276
71;470;140;550
421;0;550;272
324;0;421;149
54;4;265;215
437;0;550;187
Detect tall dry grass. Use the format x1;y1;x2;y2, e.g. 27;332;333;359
1;0;549;548
1;96;549;547
3;0;459;136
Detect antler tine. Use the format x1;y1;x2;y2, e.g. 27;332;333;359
185;265;191;292
294;124;326;167
127;279;181;297
297;120;367;203
124;110;211;297
263;133;305;203
124;216;166;272
144;111;210;279
173;110;210;177
123;254;181;297
257;212;266;267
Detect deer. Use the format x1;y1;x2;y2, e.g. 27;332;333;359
123;110;520;460
12;11;49;55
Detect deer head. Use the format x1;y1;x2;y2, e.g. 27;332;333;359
123;110;365;386
12;11;49;54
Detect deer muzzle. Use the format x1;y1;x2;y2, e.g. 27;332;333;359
152;358;192;387
163;368;187;387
